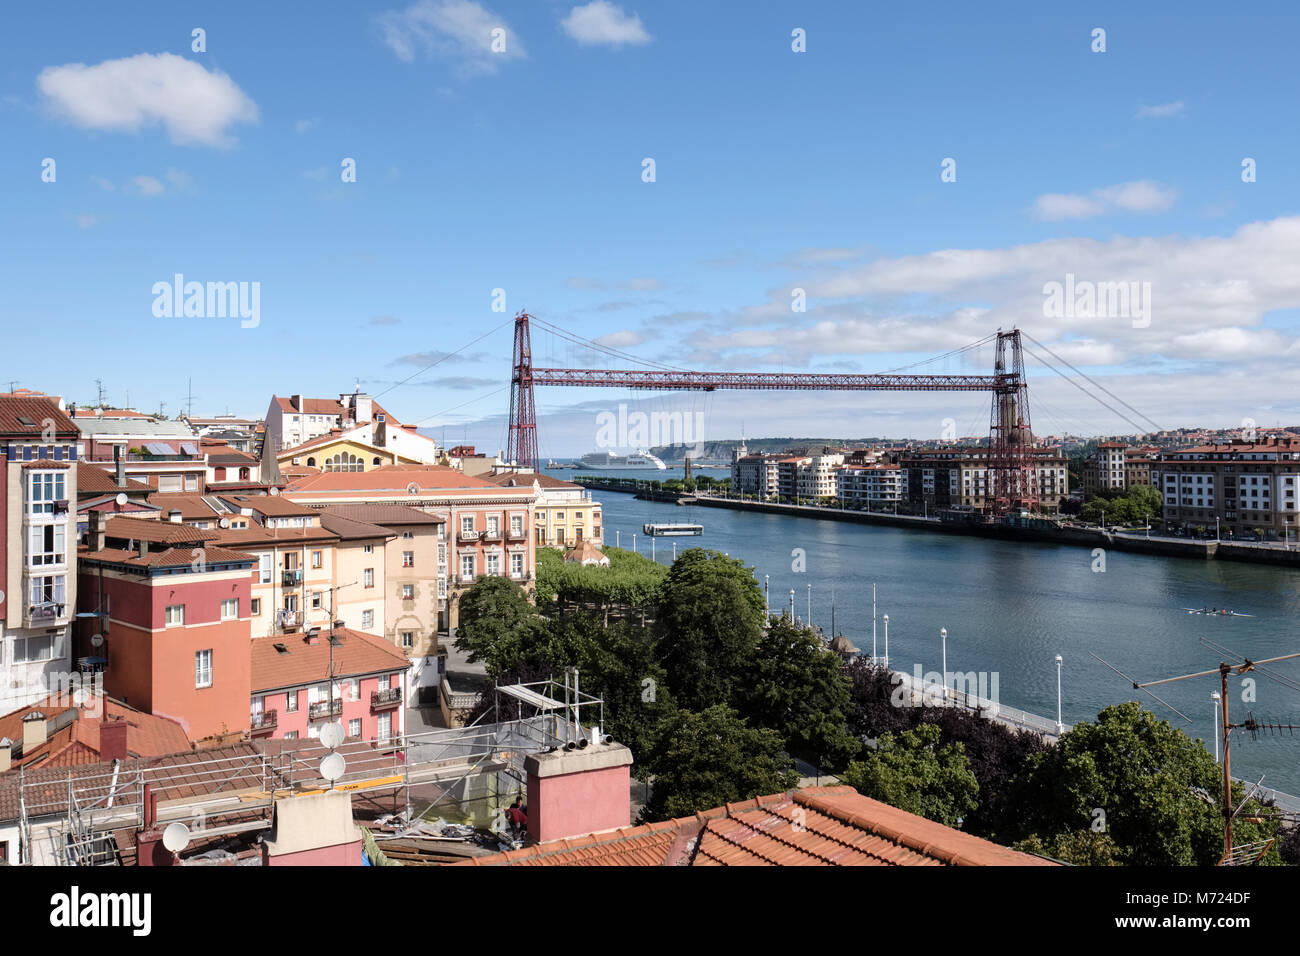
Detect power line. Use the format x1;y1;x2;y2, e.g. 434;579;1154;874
370;317;515;401
1021;331;1164;433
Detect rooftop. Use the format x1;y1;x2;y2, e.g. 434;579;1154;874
0;397;78;438
250;628;411;693
0;695;192;772
456;786;1057;867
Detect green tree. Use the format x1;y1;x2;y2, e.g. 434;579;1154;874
840;722;979;827
1000;701;1281;865
737;617;860;770
639;704;798;822
452;576;550;679
1013;830;1123;866
652;549;765;711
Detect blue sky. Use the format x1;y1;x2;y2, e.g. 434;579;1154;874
4;2;1300;456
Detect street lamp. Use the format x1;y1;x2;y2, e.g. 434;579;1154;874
1212;691;1222;762
1215;516;1220;542
1145;513;1150;539
807;583;812;628
764;575;770;617
1055;654;1064;734
789;589;795;621
882;614;889;668
940;627;948;702
1101;508;1105;531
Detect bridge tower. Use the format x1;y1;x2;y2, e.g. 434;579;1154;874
505;311;538;468
987;329;1037;515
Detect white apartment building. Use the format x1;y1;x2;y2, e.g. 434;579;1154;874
266;390;401;453
836;464;902;506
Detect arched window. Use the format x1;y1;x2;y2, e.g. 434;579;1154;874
373;457;382;466
324;452;363;473
306;457;316;467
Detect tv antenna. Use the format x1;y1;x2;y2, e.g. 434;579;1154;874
1095;645;1300;861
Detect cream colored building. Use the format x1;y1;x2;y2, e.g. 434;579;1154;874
483;473;602;547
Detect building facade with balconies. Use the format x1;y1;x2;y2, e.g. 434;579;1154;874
483;473;601;549
1;398;80;712
249;627;408;743
1155;438;1300;538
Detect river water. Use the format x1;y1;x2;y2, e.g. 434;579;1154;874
552;467;1300;796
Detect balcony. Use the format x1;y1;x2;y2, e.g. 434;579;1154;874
25;601;65;626
250;709;278;733
283;569;303;587
308;699;343;720
371;686;402;710
506;527;527;542
481;528;502;542
458;529;480;543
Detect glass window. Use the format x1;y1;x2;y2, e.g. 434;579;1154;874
402;551;414;568
364;568;374;588
401;631;414;648
286;689;298;712
511;552;524;577
165;604;185;626
311;550;322;568
402;584;414;600
461;554;474;579
195;650;212;688
259;554;271;584
362;609;374;629
251;598;262;615
349;718;361;738
461;516;474;534
220;598;238;620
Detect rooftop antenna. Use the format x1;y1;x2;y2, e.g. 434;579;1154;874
95;378;107;409
1094;647;1300;861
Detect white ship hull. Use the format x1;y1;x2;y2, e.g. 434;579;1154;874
579;450;668;470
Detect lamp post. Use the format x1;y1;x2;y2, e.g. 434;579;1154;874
882;614;889;668
789;589;795;621
764;575;770;617
1212;691;1222;762
1055;654;1064;734
1145;513;1150;539
807;583;812;628
1216;516;1220;541
940;627;948;702
615;530;620;548
1101;508;1105;531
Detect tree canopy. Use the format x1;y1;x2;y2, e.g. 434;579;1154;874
840;722;979;828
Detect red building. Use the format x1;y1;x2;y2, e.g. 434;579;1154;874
77;513;256;740
249;627;408;743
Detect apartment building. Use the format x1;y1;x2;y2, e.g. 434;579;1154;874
77;514;256;740
265;390;401;453
1;398;80;713
1081;441;1131;496
282;465;537;630
483;472;602;547
731;453;782;499
248;628;408;743
835;463;901;507
900;447;1069;513
1156;438;1300;537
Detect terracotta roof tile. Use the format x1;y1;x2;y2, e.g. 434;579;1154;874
105;515;218;543
0;397;78;437
0;695;192;772
319;504;445;526
78;463;151;494
250;628;409;693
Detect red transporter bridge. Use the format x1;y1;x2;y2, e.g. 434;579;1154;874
504;311;1038;515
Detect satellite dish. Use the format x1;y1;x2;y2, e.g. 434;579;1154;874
115;493;127;506
319;752;346;783
90;633;104;647
218;517;230;528
319;721;345;749
162;822;191;852
269;486;280;496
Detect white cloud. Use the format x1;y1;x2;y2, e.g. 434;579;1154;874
594;330;644;347
163;168;192;189
131;175;165;196
1135;100;1186;119
90;175;114;191
376;0;524;74
75;213;98;229
37;53;258;147
1031;180;1177;221
560;2;651;47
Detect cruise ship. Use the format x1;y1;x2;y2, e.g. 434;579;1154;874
578;449;668;470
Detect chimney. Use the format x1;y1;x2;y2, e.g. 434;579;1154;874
524;739;633;843
291;394;303;413
114;444;126;487
0;737;11;773
169;509;183;523
90;510;107;552
100;719;128;762
22;711;48;752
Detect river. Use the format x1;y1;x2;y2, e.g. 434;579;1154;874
551;466;1300;796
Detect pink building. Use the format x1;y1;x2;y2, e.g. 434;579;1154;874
249;627;408;743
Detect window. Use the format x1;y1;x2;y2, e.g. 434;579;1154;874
286;689;298;712
165;604;185;627
402;584;414;600
28;523;66;567
311;550;322;568
158;475;183;493
195;650;213;688
487;516;499;535
364;568;374;588
511;552;524;578
362;609;374;629
311;592;323;610
461;516;474;535
221;598;238;620
511;515;523;536
284;594;298;612
363;545;373;554
377;711;392;743
26;471;66;515
401;631;414;648
14;632;62;664
284;730;299;739
378;674;390;691
349;718;362;738
402;551;414;568
251;598;262;615
259;554;271;584
485;553;500;576
461;554;475;580
349;679;360;701
184;475;199;492
401;531;414;539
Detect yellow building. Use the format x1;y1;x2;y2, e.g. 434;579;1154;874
279;433;416;474
483;473;602;547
